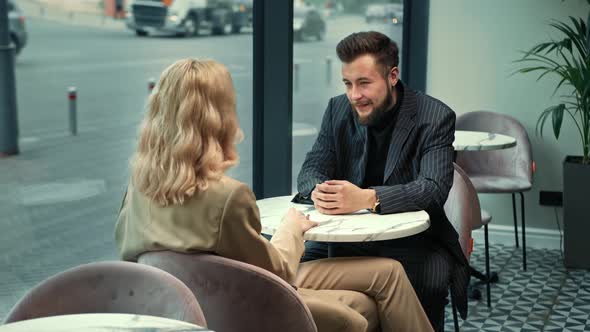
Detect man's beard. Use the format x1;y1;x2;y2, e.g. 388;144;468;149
352;87;394;127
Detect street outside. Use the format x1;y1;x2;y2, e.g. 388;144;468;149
0;1;401;319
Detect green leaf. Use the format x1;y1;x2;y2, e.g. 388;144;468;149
536;108;553;137
536;105;566;139
549;19;587;58
552;104;565;139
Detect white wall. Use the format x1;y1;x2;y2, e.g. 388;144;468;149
427;0;588;231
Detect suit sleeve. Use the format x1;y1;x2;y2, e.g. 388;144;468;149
216;183;305;284
297;98;338;197
372;108;455;215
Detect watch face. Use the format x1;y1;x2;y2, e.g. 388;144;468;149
372;202;380;213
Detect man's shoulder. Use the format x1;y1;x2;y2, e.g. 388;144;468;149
322;94;353;124
330;94;351;111
413;90;455;121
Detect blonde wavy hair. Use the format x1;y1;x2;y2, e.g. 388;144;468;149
131;59;242;206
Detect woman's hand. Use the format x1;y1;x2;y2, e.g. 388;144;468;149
284;207;318;234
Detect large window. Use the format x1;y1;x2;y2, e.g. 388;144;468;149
0;0;253;317
291;0;405;190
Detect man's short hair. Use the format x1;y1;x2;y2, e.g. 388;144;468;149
336;31;399;76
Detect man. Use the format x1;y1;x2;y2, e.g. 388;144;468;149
296;31;469;331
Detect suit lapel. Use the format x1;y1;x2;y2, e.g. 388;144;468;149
383;85;417;182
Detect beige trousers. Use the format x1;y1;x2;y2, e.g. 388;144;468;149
295;257;433;332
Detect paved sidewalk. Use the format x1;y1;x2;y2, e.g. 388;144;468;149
0;121;135;319
18;0;126;30
0;4;132;317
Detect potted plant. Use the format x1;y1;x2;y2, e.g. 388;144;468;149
514;8;590;268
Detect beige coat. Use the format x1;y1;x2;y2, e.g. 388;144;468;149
116;176;304;284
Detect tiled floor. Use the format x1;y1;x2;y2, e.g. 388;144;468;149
444;243;590;331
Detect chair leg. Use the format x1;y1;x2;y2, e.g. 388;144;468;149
511;193;519;248
520;192;527;271
451;287;460;332
484;224;491;308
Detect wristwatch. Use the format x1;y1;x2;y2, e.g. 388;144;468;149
371;196;381;213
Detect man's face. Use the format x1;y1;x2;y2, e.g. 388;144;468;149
342;54;398;126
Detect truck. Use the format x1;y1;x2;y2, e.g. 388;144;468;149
125;0;251;37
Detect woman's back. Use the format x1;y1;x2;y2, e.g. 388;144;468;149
117;176;236;260
116;175;304;282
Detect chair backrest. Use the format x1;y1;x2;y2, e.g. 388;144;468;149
455;110;533;182
3;261;206;327
444;164;482;260
138;251;318;332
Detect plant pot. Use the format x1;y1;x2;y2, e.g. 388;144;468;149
563;156;590;268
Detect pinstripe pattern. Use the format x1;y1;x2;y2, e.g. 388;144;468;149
297;82;470;321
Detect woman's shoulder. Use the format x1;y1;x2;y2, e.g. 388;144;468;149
210;176;250;194
191;176;254;204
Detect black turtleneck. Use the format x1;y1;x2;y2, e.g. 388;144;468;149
362;84;404;189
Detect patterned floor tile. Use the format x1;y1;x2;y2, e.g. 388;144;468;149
444;243;590;331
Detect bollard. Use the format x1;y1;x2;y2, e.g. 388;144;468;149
293;63;299;92
325;56;332;85
68;87;77;136
148;77;156;94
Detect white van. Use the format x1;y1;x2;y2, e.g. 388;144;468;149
126;0;248;37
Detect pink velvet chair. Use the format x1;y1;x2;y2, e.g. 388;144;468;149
3;261;206;326
455;111;534;271
138;251;318;332
444;164;484;330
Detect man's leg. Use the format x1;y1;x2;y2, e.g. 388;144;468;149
301;241;329;262
328;241;379;257
302;240;379;262
297;288;369;332
378;236;452;332
328;234;452;331
295;257;433;332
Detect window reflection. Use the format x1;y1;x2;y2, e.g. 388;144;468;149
0;0;253;318
292;0;404;190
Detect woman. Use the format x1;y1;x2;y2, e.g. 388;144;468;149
115;59;432;332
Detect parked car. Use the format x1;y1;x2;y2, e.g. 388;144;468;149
126;0;247;37
293;6;326;41
7;0;28;55
365;3;403;25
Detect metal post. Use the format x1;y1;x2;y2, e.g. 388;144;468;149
0;0;19;156
293;63;299;92
325;56;332;85
68;87;77;136
148;77;155;94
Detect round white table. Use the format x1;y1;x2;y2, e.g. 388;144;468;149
257;195;430;242
0;313;212;332
453;130;516;151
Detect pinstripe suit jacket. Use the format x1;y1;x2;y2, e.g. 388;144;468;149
297;83;469;318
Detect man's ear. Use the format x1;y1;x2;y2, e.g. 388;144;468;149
389;66;399;86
